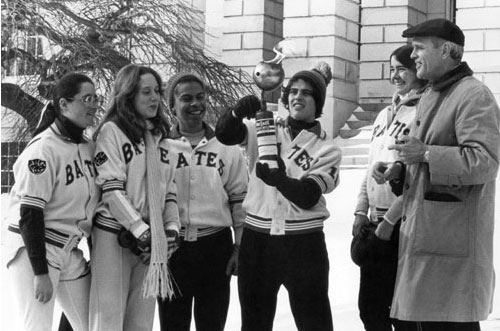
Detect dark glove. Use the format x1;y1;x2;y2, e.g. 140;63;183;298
136;228;151;253
166;230;180;249
118;228;143;256
233;95;261;119
255;157;286;187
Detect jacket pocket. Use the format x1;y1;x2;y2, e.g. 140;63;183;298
413;199;469;257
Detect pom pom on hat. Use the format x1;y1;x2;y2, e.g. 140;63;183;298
165;72;205;110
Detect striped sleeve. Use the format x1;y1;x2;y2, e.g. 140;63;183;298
354;170;369;214
95;123;143;230
20;196;46;210
307;141;341;194
223;146;249;245
13;138;56;206
163;174;180;232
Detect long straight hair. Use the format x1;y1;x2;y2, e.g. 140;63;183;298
34;73;94;136
94;64;170;144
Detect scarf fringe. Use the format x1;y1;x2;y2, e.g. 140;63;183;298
142;261;175;299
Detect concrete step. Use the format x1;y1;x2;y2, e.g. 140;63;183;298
339;124;371;167
351;106;378;122
342;144;370;156
346;120;372;130
340;163;369;170
340;154;369;167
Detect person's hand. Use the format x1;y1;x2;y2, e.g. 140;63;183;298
166;230;180;259
34;274;53;304
388;135;427;164
225;245;240;276
352;214;370;237
137;228;151;253
371;161;390;184
375;220;394;241
384;162;403;182
255;157;286;187
233;95;261;119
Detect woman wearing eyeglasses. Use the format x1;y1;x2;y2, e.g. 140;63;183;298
4;72;101;331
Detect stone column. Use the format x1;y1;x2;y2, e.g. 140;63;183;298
456;0;500;104
221;0;283;87
282;0;360;137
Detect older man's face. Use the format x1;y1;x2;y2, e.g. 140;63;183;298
410;37;445;82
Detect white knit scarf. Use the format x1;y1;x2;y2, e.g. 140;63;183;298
142;122;174;299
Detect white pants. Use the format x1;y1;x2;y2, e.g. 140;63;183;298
8;246;90;331
89;227;155;331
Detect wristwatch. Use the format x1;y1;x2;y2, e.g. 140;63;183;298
423;147;430;163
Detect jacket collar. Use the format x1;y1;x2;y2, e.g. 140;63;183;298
392;87;425;108
50;120;87;144
431;62;473;92
279;116;326;139
169;122;215;140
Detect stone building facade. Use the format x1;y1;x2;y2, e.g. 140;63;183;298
2;0;500;190
202;0;500;137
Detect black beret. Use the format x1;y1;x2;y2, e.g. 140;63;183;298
402;18;465;46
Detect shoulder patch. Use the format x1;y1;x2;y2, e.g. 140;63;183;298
28;159;47;175
94;151;108;167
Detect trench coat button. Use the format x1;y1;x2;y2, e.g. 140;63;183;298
404;183;410;190
416;120;421;126
402;215;406;222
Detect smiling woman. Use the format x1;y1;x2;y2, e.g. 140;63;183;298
3;72;100;331
90;64;180;331
351;44;427;331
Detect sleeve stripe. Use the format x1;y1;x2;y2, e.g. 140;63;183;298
165;198;177;204
309;174;328;193
20;196;46;210
229;192;247;203
102;179;125;192
103;190;141;221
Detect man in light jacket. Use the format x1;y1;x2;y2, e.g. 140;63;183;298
387;18;500;331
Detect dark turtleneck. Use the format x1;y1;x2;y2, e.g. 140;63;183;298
288;116;317;140
431;62;473;92
55;116;85;143
20;115;86;276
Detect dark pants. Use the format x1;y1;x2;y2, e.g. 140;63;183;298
58;314;72;331
394;320;481;331
238;229;333;331
358;222;399;331
157;228;233;331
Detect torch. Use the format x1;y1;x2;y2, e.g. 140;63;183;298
252;45;286;169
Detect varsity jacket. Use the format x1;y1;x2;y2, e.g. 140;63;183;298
167;123;248;244
5;123;100;265
355;90;420;223
93;121;180;235
242;117;341;235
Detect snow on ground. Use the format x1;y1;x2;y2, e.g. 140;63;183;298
1;168;500;330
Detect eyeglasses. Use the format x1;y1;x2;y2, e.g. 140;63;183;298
67;95;104;106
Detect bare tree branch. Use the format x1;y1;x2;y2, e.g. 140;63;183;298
1;0;253;139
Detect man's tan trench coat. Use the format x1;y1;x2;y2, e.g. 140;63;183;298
391;63;500;322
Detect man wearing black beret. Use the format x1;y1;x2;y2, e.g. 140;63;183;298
386;18;500;331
